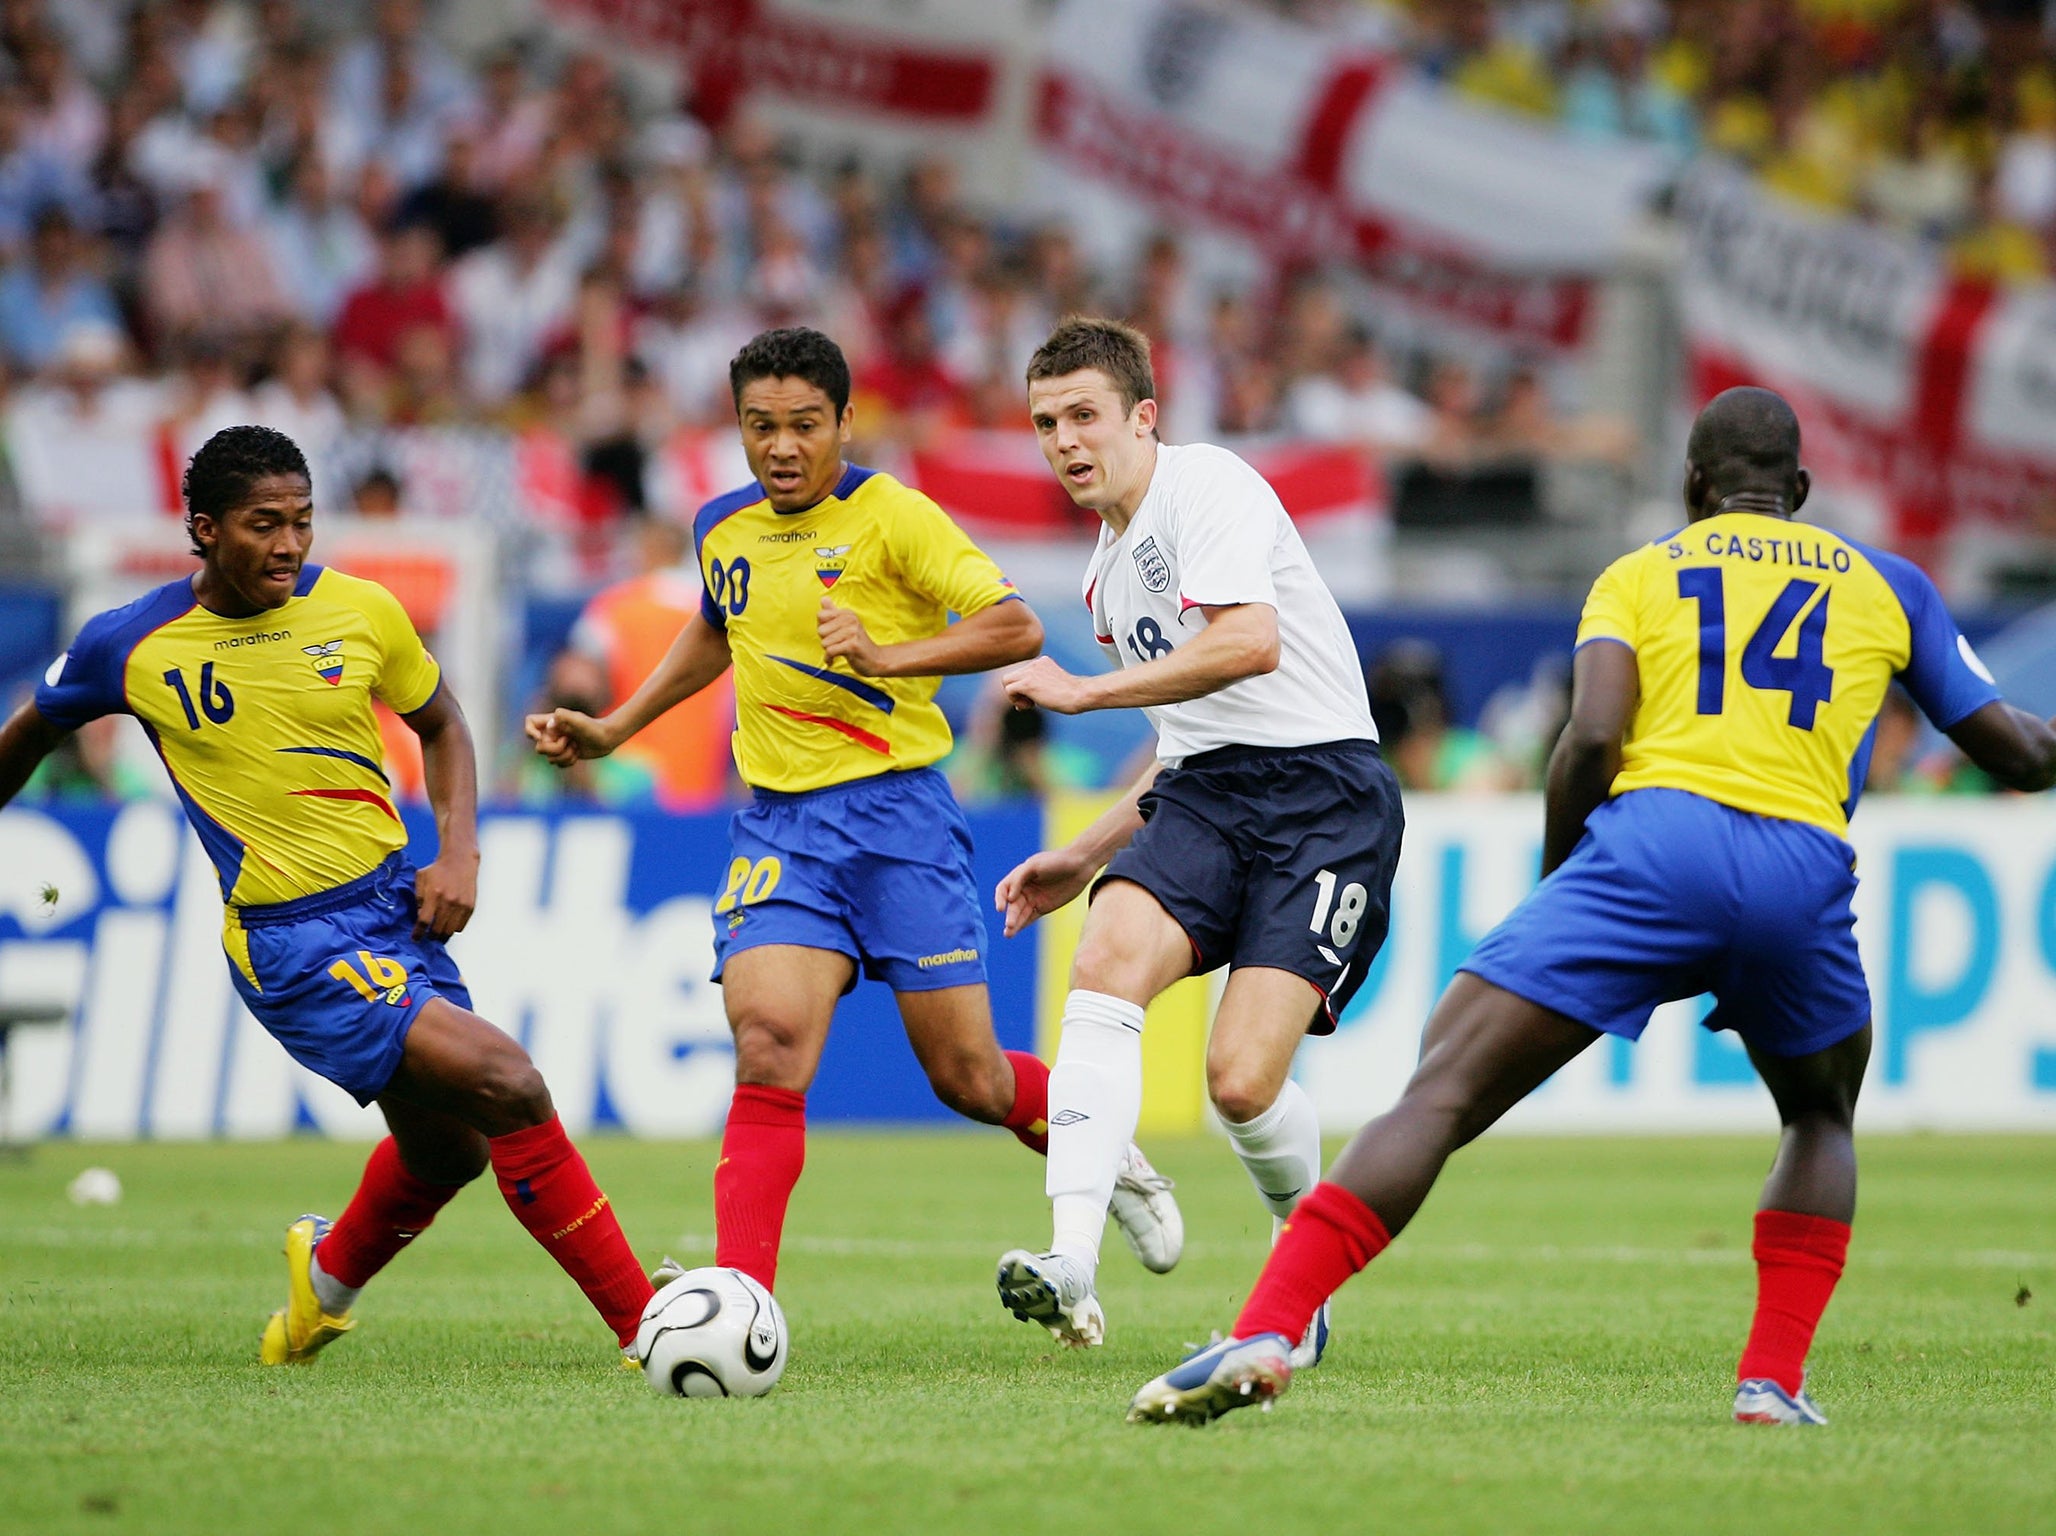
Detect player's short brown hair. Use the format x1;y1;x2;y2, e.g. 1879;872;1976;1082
1025;317;1156;415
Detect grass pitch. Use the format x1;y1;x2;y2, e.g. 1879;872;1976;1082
1;1133;2050;1536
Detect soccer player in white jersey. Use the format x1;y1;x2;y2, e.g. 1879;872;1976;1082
992;318;1404;1357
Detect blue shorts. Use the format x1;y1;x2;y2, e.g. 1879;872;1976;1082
225;855;472;1105
1098;740;1403;1034
1461;788;1870;1058
711;766;987;994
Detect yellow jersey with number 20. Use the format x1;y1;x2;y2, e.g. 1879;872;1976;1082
693;464;1020;794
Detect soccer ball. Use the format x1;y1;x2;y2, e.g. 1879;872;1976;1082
635;1266;788;1398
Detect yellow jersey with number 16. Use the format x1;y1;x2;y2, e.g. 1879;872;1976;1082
1576;512;1999;839
35;565;441;906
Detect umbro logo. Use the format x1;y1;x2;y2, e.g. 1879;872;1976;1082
1049;1109;1090;1127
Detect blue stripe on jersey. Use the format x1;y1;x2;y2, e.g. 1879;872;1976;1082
293;564;325;597
143;719;246;898
276;745;391;782
768;654;897;714
1844;711;1883;821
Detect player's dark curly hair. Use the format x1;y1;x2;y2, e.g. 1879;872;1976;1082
1026;317;1156;415
181;425;310;556
728;326;851;418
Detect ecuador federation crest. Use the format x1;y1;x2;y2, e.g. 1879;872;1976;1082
303;639;345;685
815;544;853;588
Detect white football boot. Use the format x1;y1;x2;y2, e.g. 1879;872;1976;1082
1128;1333;1295;1425
1108;1144;1183;1274
996;1249;1105;1347
1733;1376;1829;1425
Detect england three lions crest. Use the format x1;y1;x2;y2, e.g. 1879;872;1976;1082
303;640;344;685
1132;536;1172;594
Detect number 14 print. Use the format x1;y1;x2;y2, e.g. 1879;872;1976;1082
1678;569;1834;728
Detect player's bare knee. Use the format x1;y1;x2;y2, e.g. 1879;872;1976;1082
728;1007;811;1089
1069;929;1153;1002
1206;1064;1277;1127
474;1043;551;1130
925;1050;1011;1123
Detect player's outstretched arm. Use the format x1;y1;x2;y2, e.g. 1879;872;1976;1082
528;612;732;766
1541;639;1639;877
818;594;1043;678
402;685;481;940
994;761;1161;936
1000;603;1278;715
1946;701;2056;792
0;702;66;809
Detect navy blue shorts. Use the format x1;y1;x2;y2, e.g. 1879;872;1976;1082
712;766;987;994
225;855;473;1105
1462;788;1871;1058
1098;740;1403;1033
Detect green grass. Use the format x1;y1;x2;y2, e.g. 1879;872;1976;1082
1;1134;2051;1536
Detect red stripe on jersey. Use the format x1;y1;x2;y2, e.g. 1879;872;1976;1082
765;705;891;755
290;787;403;823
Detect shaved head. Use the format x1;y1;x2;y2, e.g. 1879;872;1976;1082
1684;387;1807;519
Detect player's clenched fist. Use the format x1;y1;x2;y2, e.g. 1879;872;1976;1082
525;707;616;767
995;847;1095;937
817;598;885;675
1001;655;1094;715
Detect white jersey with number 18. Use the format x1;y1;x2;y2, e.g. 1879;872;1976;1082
1082;442;1376;767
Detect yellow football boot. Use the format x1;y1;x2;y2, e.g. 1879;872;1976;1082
258;1214;356;1365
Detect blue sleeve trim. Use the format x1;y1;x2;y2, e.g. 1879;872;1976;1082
692;481;765;552
34;579;196;730
1846;538;2001;729
692;483;764;632
1573;636;1635;655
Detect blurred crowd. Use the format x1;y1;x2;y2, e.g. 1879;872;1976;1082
1358;0;2056;285
4;0;2046;809
0;0;1648;567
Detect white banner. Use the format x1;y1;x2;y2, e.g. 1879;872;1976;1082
1306;795;2056;1133
1678;162;2056;542
1035;0;1669;349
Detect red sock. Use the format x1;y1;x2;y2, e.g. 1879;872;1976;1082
316;1136;465;1288
714;1085;807;1291
1737;1209;1850;1393
489;1117;654;1348
1233;1182;1391;1343
1001;1050;1050;1155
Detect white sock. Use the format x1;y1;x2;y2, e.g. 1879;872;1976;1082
1044;990;1145;1272
309;1252;361;1315
1221;1078;1322;1224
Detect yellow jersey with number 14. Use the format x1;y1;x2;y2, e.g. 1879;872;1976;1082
35;565;441;906
1576;512;1999;839
693;464;1020;793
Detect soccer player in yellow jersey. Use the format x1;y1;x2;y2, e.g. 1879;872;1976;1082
1129;387;2056;1428
0;427;653;1365
529;328;1182;1294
